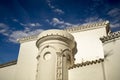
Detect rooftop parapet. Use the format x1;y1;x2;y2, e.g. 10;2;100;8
64;21;110;33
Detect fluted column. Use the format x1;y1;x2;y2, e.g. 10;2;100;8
36;30;77;80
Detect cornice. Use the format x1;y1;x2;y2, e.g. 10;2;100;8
36;30;75;48
0;60;17;68
37;29;74;41
64;21;110;33
100;31;120;43
17;35;38;43
69;58;104;69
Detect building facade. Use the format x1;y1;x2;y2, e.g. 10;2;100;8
0;21;120;80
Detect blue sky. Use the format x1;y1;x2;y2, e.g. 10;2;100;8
0;0;120;64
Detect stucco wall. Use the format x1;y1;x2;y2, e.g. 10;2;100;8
71;27;106;63
69;63;104;80
0;65;16;80
15;40;38;80
103;38;120;80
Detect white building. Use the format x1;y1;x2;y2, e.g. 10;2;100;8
0;21;120;80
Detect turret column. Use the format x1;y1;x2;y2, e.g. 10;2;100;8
36;30;77;80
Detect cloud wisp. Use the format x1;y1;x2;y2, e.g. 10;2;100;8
47;17;105;29
47;18;75;28
20;22;42;27
107;8;120;28
0;22;44;43
46;0;64;14
9;28;44;43
0;23;10;36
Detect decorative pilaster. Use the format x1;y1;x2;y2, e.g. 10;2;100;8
36;30;77;80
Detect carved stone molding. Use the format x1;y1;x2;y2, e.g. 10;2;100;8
17;35;38;43
100;31;120;43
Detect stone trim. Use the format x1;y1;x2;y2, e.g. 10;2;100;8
64;21;110;33
0;60;17;68
69;58;104;69
17;35;38;43
36;35;74;48
100;31;120;43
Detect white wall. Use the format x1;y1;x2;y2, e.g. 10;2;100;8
15;40;38;80
0;65;16;80
70;27;106;63
69;63;104;80
103;38;120;80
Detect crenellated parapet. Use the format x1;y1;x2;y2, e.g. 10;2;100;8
100;31;120;43
64;21;110;33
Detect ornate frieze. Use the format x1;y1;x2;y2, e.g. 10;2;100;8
56;53;63;80
100;31;120;43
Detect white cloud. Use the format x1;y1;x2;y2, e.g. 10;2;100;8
0;23;8;28
84;16;104;23
47;18;82;29
49;18;73;28
81;16;105;26
0;22;43;43
107;8;120;17
13;19;19;22
12;18;42;27
47;0;55;9
20;22;42;27
0;23;10;36
9;28;44;43
9;31;28;43
53;9;64;14
107;8;120;28
46;0;64;14
111;23;120;28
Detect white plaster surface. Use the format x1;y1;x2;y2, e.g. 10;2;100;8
71;27;106;63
